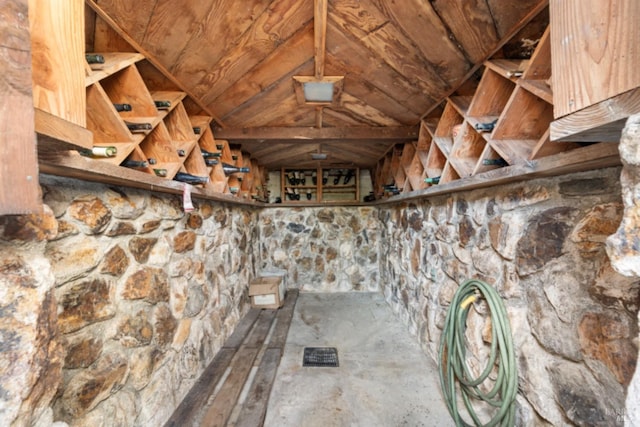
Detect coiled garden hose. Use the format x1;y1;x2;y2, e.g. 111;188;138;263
438;279;518;427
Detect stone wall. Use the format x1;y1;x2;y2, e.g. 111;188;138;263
0;176;259;426
379;167;640;426
258;207;381;292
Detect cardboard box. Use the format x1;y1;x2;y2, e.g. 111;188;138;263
249;276;286;309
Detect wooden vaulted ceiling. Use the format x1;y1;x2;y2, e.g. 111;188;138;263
92;0;548;169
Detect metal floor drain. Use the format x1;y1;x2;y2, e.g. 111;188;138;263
303;347;339;367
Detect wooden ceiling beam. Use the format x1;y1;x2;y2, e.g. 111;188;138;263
314;0;328;79
214;126;419;141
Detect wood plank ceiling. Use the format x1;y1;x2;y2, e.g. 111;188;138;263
93;0;548;169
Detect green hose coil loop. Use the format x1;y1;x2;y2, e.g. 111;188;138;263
438;279;518;427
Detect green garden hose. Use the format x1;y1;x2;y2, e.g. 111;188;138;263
438;279;518;427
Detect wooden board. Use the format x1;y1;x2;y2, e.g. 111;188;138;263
551;0;640;118
268;289;299;350
235;348;282;427
29;0;85;127
1;0;41;214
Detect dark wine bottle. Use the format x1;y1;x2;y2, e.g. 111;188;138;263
482;158;508;167
343;169;354;185
177;149;186;157
78;146;117;158
200;148;221;158
205;158;219;166
306;190;312;200
193;127;201;134
222;163;250;175
85;53;105;64
154;100;171;110
216;144;223;150
122;159;148;168
322;171;328;185
287;171;296;185
424;176;440;184
333;170;343;185
229;187;239;194
153;168;168;177
300;171;307;185
147;158;157;165
125;121;152;133
312;171;317;185
113;103;132;112
174;172;209;185
474;119;498;132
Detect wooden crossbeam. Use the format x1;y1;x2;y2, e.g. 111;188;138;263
214;126;419;141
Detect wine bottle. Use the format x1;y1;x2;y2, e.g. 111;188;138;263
294;171;301;185
79;146;117;158
306;190;312;200
205;158;219;166
333;170;342;185
153;168;168;177
294;189;301;200
216;144;223;150
121;159;148;168
232;154;238;161
474;119;498;132
322;171;328;185
147;158;157;165
200;148;221;158
229;187;239;194
482;158;508;167
343;169;354;185
287;171;296;185
222;163;250;175
312;171;317;185
506;70;524;78
125;121;152;133
174;172;209;185
154;100;171;110
193;127;201;134
113;103;132;112
300;171;306;185
85;53;105;64
424;176;440;184
177;149;186;157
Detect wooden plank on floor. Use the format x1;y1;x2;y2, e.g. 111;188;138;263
199;347;261;427
163;348;235;427
244;309;278;348
268;289;299;351
234;348;283;427
223;308;261;349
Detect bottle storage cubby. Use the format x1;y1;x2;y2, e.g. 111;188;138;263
281;167;359;203
78;46;267;200
372;23;586;200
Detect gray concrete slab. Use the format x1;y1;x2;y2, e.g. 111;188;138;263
264;292;453;427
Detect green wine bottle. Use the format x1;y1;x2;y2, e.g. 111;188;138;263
482;158;508;167
153;168;168;177
424;176;440;184
125;121;152;133
79;146;117;158
113;103;132;112
154;100;171;110
193;127;201;134
122;159;148;168
85;53;105;64
174;172;209;184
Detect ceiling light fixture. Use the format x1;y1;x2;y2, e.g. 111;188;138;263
293;76;344;106
311;153;328;160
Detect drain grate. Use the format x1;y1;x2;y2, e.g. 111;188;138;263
303;347;339;367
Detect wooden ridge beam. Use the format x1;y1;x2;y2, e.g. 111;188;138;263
214;126;419;141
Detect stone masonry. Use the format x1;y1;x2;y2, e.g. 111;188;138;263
1;165;638;426
379;167;639;426
0;175;259;426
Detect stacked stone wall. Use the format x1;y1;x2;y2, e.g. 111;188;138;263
258;207;381;292
379;167;639;425
0;176;259;426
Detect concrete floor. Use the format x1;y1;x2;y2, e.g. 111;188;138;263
264;292;453;427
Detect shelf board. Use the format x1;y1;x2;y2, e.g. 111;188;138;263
433;136;454;157
484;59;530;80
488;138;539;165
35;108;93;152
152;91;188;116
448;96;473;116
85;52;145;86
518;79;553;104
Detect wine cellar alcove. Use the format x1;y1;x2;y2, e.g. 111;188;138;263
2;0;640;426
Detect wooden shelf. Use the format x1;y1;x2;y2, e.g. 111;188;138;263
85;52;145;86
281;167;359;202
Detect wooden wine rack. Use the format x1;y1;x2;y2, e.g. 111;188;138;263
373;26;614;200
81;52;267;201
280;168;360;204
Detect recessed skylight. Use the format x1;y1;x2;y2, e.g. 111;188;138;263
303;82;335;102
